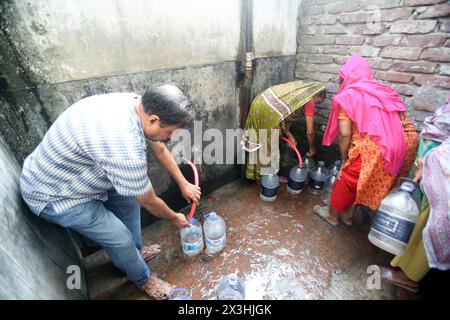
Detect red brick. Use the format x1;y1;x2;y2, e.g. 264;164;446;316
304;5;325;16
317;64;342;74
369;35;403;47
316;15;337;25
404;0;447;6
338;12;371;24
334;55;350;64
301;16;316;26
298;35;336;45
391;84;420;96
325;0;359;14
390;20;437;34
422;48;450;62
413;74;450;89
317;0;340;4
349;45;381;57
378;8;413;22
394;61;438;74
402;34;446;48
376;71;414;83
323;24;348;34
336;35;366;45
296;63;319;73
359;0;403;9
416;4;450;19
439;20;450;33
439;65;450;76
365;58;394;70
307;54;335;64
348;23;386;35
322;45;349;55
381;47;422;60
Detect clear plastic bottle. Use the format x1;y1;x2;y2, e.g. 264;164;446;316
180;218;204;257
326;160;341;177
321;167;339;205
217;273;245;300
302;154;316;184
368;179;420;256
309;161;328;195
203;212;226;255
260;174;280;202
169;288;191;300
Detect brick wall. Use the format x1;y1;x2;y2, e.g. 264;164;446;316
295;0;450;140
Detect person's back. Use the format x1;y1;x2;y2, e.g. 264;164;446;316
20;92;148;216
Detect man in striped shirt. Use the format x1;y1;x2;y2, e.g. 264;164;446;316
20;83;201;299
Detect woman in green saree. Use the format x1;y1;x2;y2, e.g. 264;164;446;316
243;80;327;183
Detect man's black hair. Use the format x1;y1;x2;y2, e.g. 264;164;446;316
318;89;327;100
141;82;194;127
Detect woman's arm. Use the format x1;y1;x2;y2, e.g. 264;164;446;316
305;115;316;157
338;118;352;164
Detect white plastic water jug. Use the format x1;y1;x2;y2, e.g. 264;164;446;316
368;179;420;256
203;212;226;255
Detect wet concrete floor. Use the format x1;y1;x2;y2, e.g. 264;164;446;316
86;179;416;300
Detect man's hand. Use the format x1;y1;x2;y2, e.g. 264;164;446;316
180;181;201;204
170;213;190;228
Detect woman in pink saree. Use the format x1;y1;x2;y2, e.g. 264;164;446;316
314;56;418;227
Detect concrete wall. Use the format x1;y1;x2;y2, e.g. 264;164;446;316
0;0;301;297
294;0;449;163
0;135;87;299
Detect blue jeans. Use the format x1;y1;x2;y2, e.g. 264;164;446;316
39;189;150;286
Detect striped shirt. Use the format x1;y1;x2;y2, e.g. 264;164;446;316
20;93;153;215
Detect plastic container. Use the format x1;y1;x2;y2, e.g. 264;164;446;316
309;161;328;195
169;288;191;300
180;218;204;257
321;166;339;205
368;179;420;256
217;273;245;300
260;174;280;202
287;166;308;194
302;154;316;184
203;212;226;255
327;160;341;177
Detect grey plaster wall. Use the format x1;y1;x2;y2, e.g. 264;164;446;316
0;135;87;299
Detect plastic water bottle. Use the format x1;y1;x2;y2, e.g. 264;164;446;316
180;218;204;257
309;161;328;195
321;166;339;205
260;174;280;202
327;160;341;177
169;288;191;300
217;273;245;300
287;166;307;194
302;154;315;184
368;179;420;256
203;212;226;255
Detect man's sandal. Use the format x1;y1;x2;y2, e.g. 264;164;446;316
139;275;174;300
140;244;162;262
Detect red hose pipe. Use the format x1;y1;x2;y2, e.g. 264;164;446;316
183;158;199;221
279;135;303;168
